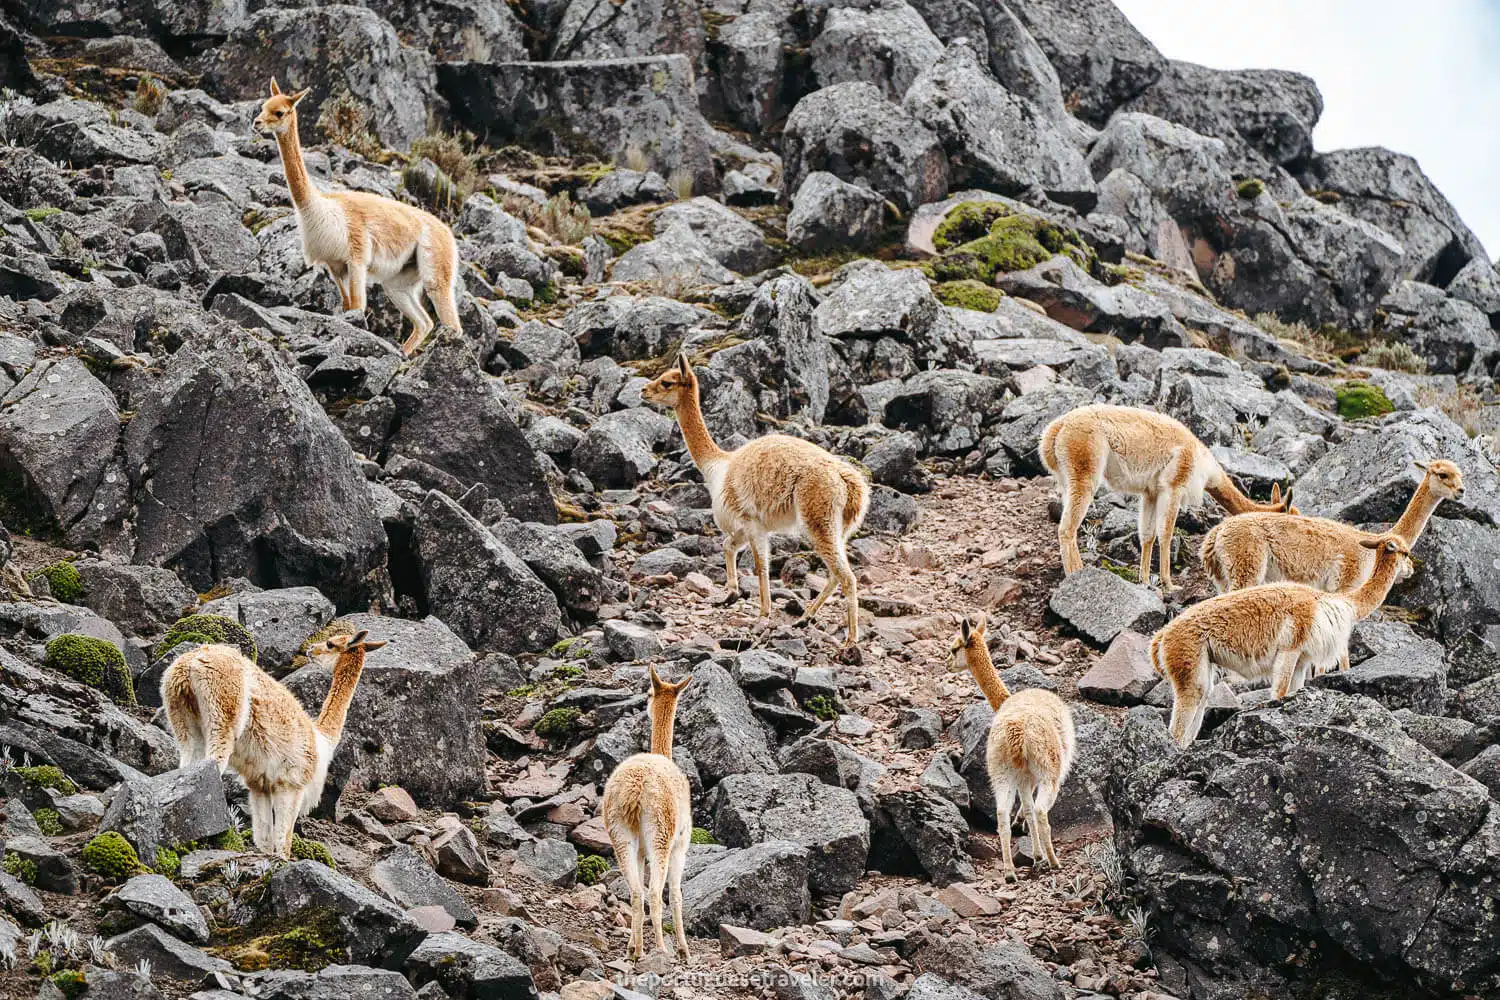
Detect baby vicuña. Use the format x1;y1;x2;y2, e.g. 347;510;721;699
162;630;385;857
253;79;460;355
642;354;870;644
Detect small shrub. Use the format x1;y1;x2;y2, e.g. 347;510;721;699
534;708;582;742
526;191;592;245
576;854;610;885
549;637;592;659
1253;312;1364;359
315;91;383;160
410;130;478;196
154;614;258;663
290;836;336;870
2;852;36;885
211;828;248;852
933;279;1001;312
667;168;695;200
28;561;82;603
82;832;145;882
690;827;716;845
133;74;166;117
1361;340;1427;374
154;847;180;878
13;765;77;796
1335;382;1395;420
1415;383;1495;439
50;970;88;999
803;695;838;721
33;808;62;837
44;634;135;706
1236;178;1265;200
623;145;649;173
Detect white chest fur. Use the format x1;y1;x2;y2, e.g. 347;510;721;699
296;199;349;268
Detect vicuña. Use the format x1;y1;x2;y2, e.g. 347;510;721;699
161;629;386;857
1040;404;1293;591
949;613;1075;882
1151;534;1412;745
643;353;870;645
253;79;460;355
602;666;694;962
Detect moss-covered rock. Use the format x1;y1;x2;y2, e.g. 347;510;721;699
933;279;1002;312
690;826;716;845
154;613;258;663
576;854;610;885
931;200;1009;251
1236;177;1266;200
290;836;336;870
548;636;592;660
81;831;145;882
44;634;135;705
927;204;1092;284
803;694;838;721
12;765;77;796
2;852;36;884
534;707;582;742
213;906;347;972
1336;382;1395;420
28;561;82;603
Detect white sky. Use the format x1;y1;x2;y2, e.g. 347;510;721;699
1113;0;1500;262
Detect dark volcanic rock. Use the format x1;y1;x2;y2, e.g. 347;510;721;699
263;860;426;969
707;772;870;895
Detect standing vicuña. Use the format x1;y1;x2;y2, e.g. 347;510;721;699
1039;404;1293;591
161;630;386;857
949;613;1075;882
642;354;871;645
1151;534;1412;745
253;79;461;356
1200;459;1457;671
602;666;694;962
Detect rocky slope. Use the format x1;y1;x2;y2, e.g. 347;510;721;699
1;1;1499;999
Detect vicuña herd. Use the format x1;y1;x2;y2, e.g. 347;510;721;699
147;79;1464;963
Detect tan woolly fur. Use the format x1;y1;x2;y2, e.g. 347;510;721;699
1151;534;1412;746
1039;404;1293;591
642;353;872;645
601;666;694;962
1200;459;1460;670
161;629;386;857
253;79;461;356
948;613;1076;882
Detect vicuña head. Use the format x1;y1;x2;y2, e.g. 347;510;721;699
641;354;697;410
1415;459;1464;502
252;78;310;137
161;627;386;858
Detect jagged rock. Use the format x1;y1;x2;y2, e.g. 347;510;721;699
362;0;526;62
902;924;1063;1000
1459;746;1500;799
1378;282;1499;379
8;97;163;166
580;169;673;215
1394;517;1500;662
371;845;478;929
810;0;944;101
513;838;578;887
387;333;555;524
406;932;538;999
1048;568;1166;646
816;261;962;368
707;772;870;895
573;409;675;488
2;836;75;893
243;966;418;999
603;620;663;661
904;41;1095;210
782;82;948;212
490;519;604;617
431;822;490;885
988;382;1096;474
1077;630;1158;706
998;256;1190;349
1152;347;1278;447
1447;257;1500;322
778;734;888;813
920;753;969;810
1311;648;1448;715
439;56;716;193
1302;147;1488;286
652;197;775;274
198;586;335;673
869;788;976;886
905;975;987;1000
104;874;210;943
204;7;433;150
1003;0;1163;126
263;861;426;969
99;762;230;863
1112;689;1500;998
675;662;779;785
880;370;1009;454
71;562;194;640
0;870;46;926
786;172;888;252
681;841;812;934
105;925;230;979
122;335;385;603
566;295;714;362
547;0;703;62
898;707;944;749
730;273;834;424
281;614;486;808
610;221;737;285
414;491;561;654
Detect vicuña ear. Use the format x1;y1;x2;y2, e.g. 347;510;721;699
676;352;690;376
270;77;282;96
971;611;987;631
960;618;972;644
290;88;312;106
350;630;370;646
361;639;388;652
649;664;664;691
1359;537;1382;550
671;674;693;694
1270;483;1282;503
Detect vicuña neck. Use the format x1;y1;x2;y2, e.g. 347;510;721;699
275;118;319;211
963;642;1011;711
1349;554;1405;618
1390;476;1442;544
675;383;729;471
649;703;677;757
1206;473;1274;516
315;649;365;740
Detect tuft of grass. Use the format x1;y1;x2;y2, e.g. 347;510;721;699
133;74;166;116
153;847;180;878
1415;383;1496;439
622;146;649;173
315;91;384;160
1335;381;1395;420
1361;340;1427;374
1253;312;1364;360
667;168;694;200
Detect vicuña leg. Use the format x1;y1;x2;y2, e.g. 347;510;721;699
1137;490;1158;586
646;843;669;956
667;838;689;961
993;777;1018;883
617;838;646;960
751;532;772;619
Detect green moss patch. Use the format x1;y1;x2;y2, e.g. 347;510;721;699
49;970;87;999
927;203;1093;284
28;561;81;603
534;707;582;742
290;836;336;870
1236;178;1266;200
690;827;716;845
933;279;1002;312
212;905;348;972
211;828;247;851
13;765;77;796
1336;382;1395;420
577;854;610;885
44;634;134;705
154;613;258;663
82;831;145;882
803;695;838;721
154;846;181;878
3;852;36;884
33;808;62;837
